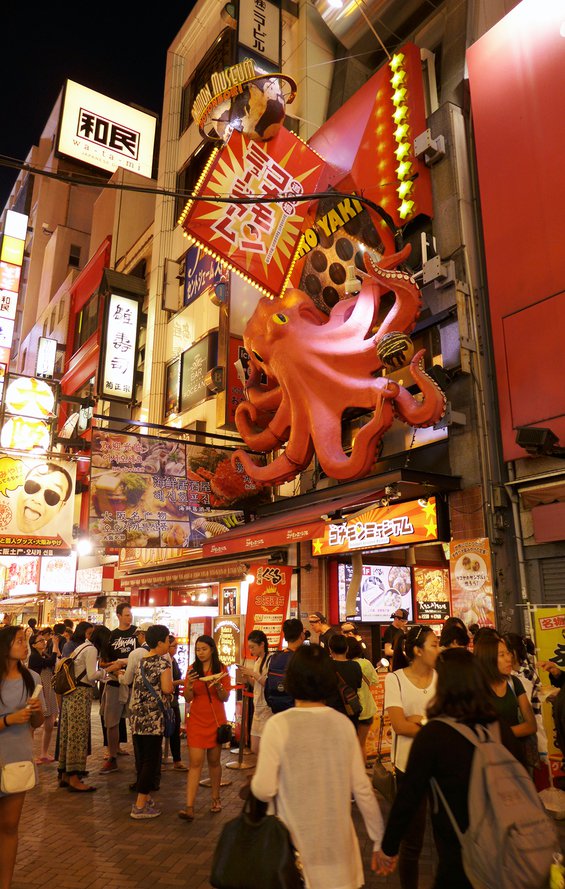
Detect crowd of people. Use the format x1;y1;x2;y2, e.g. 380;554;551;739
0;608;562;889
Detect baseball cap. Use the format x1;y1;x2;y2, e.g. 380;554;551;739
135;622;153;634
391;609;409;621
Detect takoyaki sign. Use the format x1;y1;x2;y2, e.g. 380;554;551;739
311;497;439;555
179;128;323;299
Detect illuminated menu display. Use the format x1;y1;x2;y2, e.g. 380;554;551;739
101;293;139;401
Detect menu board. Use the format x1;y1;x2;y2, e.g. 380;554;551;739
0;556;40;597
180;332;218;412
243;565;292;656
213;616;243;667
39;553;77;593
413;567;450;622
338;563;413;622
449;538;495;628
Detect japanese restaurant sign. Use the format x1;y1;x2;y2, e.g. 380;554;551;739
184;244;224;307
101;293;140;401
0;556;40;597
179;128;323;298
238;0;281;66
89;429;267;549
243;564;292;656
0;454;76;555
449;538;495;628
213;616;243;667
312;497;439;556
39;553;78;593
413;567;450;622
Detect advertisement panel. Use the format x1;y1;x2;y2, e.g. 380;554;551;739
529;606;565;771
449;538;495;628
338;562;413;623
183;244;224;308
0;556;40;597
0;454;76;555
179;128;323;298
413;567;451;622
312;497;439;556
220;581;240;616
57;79;157;178
238;0;281;66
213;616;243;667
180;332;218;411
39;552;77;593
100;293;140;401
365;673;392;760
89;429;267;549
243;564;292;657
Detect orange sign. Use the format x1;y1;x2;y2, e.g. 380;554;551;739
413;567;451;622
179;128;323;299
243;564;292;656
449;538;495;628
312;497;438;556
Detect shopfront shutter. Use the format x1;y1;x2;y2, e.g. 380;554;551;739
541;558;565;603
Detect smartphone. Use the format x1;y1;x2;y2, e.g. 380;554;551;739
30;685;42;699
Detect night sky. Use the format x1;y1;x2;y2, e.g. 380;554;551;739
0;7;193;209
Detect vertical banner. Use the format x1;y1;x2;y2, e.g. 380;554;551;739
529;605;565;775
243;564;293;657
449;538;496;628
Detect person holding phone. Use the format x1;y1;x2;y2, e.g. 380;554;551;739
179;635;230;821
0;626;44;889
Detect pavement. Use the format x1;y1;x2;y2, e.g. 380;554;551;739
12;704;565;889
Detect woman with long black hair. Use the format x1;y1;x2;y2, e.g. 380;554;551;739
240;629;272;754
376;648;522;887
28;633;58;763
384;625;439;889
0;625;44;889
179;634;230;821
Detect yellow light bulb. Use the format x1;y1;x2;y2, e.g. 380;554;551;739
397;180;414;199
393;105;409;125
398;199;415;219
394;123;410;142
390;70;407;89
392;87;408;107
395;142;411;161
396;160;413;179
389;53;405;72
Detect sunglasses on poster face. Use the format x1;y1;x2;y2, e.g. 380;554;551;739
24;479;63;506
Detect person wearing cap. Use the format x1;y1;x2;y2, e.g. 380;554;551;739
308;612;339;650
383;610;409;659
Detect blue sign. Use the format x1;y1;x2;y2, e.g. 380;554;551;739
184;244;224;307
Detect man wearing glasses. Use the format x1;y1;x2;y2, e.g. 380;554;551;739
382;609;409;659
16;462;73;534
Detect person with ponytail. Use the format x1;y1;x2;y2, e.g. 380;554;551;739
384;625;439;889
240;630;272;754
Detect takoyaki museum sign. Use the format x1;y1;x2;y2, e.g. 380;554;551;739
311;497;440;556
192;59;257;130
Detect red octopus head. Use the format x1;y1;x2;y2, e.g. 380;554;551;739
243;289;327;375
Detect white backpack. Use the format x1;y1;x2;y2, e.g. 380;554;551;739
430;717;557;889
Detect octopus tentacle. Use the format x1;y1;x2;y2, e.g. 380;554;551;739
232;438;314;485
392;350;447;427
365;246;422;340
244;362;282;411
234;401;290;451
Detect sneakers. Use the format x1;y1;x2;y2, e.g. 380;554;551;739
100;757;118;773
130;802;161;820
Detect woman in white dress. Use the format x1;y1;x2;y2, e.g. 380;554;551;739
252;643;388;889
240;630;272;754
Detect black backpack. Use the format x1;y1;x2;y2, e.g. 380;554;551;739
336;673;362;718
264;650;294;713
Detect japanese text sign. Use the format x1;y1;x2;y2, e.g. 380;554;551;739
238;0;281;66
244;563;293;656
449;538;495;628
180;128;323;299
101;293;139;401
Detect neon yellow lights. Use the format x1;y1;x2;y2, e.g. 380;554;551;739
390;69;407;89
395;142;411;161
389;53;405;72
392;88;408;106
393;104;408;125
393;123;410;142
399;199;415;219
389;52;415;222
397;180;414;199
396;160;412;180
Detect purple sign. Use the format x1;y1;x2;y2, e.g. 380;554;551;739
184;244;224;307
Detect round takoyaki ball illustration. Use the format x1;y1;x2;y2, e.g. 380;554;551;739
213;77;287;142
454;553;488;591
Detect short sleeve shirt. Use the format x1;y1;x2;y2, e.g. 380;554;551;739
129;654;170;735
385;668;437;771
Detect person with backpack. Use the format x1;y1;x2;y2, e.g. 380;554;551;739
264;618;305;714
384;625;439;889
375;648;556;889
326;633;362;725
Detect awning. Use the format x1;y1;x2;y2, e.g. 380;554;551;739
202;467;460;558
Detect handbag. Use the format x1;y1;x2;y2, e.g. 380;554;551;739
372;674;397;804
210;792;305;889
140;661;176;739
1;760;36;794
205;679;233;746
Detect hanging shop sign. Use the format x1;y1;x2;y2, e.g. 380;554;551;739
0;211;28;368
312;497;439;556
57;79;157;178
180;332;219;411
213;616;243;667
225;335;271;427
413;566;450;622
528;606;565;769
100;293;140;402
243;563;292;656
449;538;495;628
238;0;281;67
0;454;76;555
39;553;78;594
0;556;40;597
179;128;323;298
0;374;58;452
89;429;267;549
184;244;224;307
75;565;103;593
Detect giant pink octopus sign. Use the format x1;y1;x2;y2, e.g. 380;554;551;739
232;246;446;485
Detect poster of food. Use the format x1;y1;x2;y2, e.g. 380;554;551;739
0;556;40;597
413;567;450;622
338;563;413;622
243;564;293;656
39;553;77;593
89;429;268;549
0;453;76;555
220;582;239;616
366;673;392;760
449;538;495;628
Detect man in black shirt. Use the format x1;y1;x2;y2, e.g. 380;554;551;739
382;609;408;660
308;612;339;650
100;602;137;773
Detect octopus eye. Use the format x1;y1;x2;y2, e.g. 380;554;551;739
252;350;264;363
273;312;288;325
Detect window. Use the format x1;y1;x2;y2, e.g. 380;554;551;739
180;28;236;134
176;143;215;220
73;292;100;353
49;311;56;334
58;299;66;322
68;244;81;268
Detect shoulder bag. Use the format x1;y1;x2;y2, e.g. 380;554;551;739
139;660;175;738
1;759;36;794
205;679;233;745
372;673;398;804
210;791;305;889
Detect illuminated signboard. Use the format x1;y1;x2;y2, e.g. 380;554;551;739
39;552;77;593
238;0;281;66
57;79;157;178
0;556;40;597
179;128;324;299
4;211;28;241
338;562;414;622
0;211;27;361
0;262;21;293
36;337;58;378
1;236;25;266
312;497;439;556
75;565;103;593
0;290;18;321
0;318;14;350
100;293;140;401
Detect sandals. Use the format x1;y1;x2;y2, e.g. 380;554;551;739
178;807;195;821
210;798;222;813
68;784;97;793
